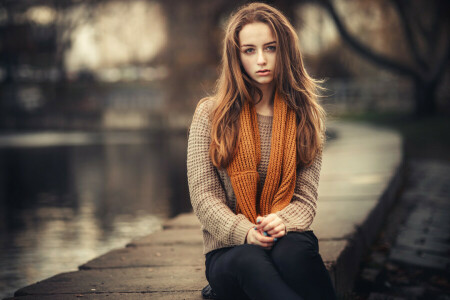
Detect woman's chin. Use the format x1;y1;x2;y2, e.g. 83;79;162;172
253;78;274;87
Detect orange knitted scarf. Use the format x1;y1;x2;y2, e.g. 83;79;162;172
226;90;297;224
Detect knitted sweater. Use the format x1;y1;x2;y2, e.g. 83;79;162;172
187;98;323;255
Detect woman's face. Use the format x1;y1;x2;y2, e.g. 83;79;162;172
239;22;277;87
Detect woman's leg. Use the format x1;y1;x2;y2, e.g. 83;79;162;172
206;244;303;300
270;231;337;300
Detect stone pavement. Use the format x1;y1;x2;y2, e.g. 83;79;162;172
352;159;450;300
389;160;450;272
6;120;404;300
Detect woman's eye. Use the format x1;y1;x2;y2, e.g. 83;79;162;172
244;48;255;54
266;46;276;52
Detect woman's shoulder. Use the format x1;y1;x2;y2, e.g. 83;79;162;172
189;97;218;134
193;97;217;123
195;97;216;116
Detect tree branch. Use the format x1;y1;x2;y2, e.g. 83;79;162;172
391;0;428;70
316;0;420;81
430;35;450;89
429;0;450;60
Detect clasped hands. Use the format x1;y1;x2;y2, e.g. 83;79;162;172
245;213;286;249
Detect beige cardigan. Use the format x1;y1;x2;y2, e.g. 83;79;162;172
187;98;323;255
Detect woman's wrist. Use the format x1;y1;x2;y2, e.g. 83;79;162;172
245;227;253;244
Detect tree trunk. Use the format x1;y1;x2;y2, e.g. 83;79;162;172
414;79;437;117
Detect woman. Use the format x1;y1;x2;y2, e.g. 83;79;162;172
187;3;337;300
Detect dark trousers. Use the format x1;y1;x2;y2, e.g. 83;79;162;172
205;231;337;300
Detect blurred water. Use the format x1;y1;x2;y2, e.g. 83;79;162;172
0;131;190;299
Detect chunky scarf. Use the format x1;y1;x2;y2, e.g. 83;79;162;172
226;90;297;224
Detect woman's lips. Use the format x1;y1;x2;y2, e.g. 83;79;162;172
256;70;270;76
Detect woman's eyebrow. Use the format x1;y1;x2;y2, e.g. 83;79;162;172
241;41;276;47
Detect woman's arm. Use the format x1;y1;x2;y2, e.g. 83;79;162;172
274;144;323;233
187;100;255;246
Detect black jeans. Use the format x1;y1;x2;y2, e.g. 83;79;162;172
205;231;337;300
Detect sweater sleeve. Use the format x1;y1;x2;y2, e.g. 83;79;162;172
187;100;255;246
275;144;323;233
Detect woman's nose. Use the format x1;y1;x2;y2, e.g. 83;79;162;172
257;50;266;65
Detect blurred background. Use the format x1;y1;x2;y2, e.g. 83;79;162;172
0;0;449;298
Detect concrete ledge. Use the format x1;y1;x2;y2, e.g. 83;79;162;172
314;121;405;295
9;120;404;300
7;292;203;300
14;266;207;296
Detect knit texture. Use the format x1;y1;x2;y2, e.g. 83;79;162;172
187;98;323;255
226;91;297;224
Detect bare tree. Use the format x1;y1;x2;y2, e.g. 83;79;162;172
316;0;450;117
157;0;298;110
53;0;100;82
0;0;101;82
158;0;242;110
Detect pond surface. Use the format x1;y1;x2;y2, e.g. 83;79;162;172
0;131;190;299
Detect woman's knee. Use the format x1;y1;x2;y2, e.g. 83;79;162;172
229;244;269;270
210;244;268;275
208;245;270;299
271;232;319;272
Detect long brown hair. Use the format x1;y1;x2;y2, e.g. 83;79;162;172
198;2;327;169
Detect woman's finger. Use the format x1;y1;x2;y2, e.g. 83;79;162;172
262;218;282;232
255;234;273;247
256;240;274;248
255;214;276;230
255;232;275;244
267;223;285;235
248;228;272;247
256;214;274;226
269;230;286;238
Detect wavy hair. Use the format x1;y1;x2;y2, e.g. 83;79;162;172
198;2;327;169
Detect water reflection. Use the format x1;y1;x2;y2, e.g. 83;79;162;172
0;131;189;299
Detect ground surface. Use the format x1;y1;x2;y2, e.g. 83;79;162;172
6;120;404;299
349;160;450;300
336;112;450;300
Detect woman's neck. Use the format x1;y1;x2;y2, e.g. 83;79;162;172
254;82;275;116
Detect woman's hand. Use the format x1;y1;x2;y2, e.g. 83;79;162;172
245;227;275;249
255;213;286;238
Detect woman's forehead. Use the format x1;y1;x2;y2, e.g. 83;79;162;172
239;22;275;46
